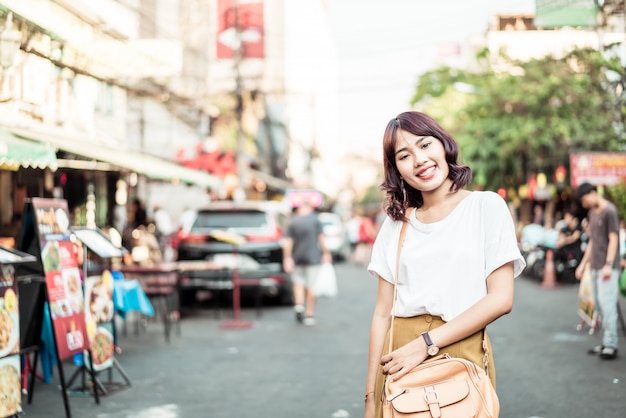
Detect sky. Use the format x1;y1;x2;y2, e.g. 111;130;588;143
328;0;536;158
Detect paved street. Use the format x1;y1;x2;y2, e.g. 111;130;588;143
19;261;626;418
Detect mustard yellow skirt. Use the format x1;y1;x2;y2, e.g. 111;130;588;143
374;315;496;418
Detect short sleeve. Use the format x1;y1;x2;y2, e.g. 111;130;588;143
367;216;397;283
482;193;526;278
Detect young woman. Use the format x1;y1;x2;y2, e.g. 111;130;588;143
363;111;525;418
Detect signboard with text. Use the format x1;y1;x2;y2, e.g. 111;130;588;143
31;198;89;360
570;152;626;188
217;0;265;58
535;0;597;28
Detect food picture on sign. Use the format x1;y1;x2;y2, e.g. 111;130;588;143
85;273;114;324
42;241;61;272
0;287;19;358
35;206;71;236
89;327;115;371
55;208;70;233
65;319;84;352
0;356;21;417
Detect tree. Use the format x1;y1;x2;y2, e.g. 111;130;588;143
411;47;626;192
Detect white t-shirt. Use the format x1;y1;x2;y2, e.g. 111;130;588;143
368;191;525;321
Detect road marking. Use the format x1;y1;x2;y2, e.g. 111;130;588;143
551;332;588;342
97;404;180;418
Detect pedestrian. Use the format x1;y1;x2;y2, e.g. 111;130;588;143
353;210;377;266
153;205;176;262
574;182;620;360
363;111;525;417
282;201;332;326
346;208;363;254
554;208;583;265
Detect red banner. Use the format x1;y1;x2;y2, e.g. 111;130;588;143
570;152;626;188
217;0;264;58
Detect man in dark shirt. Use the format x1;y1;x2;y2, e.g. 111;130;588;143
575;183;620;359
282;202;332;326
554;209;583;264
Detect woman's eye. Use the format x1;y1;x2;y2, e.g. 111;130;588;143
422;141;431;149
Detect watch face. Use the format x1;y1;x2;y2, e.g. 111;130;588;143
427;346;439;356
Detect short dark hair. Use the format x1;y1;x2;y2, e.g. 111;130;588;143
576;182;597;200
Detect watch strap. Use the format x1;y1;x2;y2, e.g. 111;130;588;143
421;331;434;347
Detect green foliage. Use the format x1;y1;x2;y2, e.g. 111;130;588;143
360;184;385;211
607;182;626;222
410;47;626;192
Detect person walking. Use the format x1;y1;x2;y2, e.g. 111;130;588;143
363;111;525;418
575;183;620;360
282;201;332;326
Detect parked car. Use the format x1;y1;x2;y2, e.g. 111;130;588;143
175;200;293;307
318;212;350;261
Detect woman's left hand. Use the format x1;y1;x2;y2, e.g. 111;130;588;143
380;339;427;382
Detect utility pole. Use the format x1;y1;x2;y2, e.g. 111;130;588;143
233;0;247;201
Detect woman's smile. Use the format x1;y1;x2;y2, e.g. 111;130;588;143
417;164;436;179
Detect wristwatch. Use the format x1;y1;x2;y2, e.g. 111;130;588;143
421;331;439;356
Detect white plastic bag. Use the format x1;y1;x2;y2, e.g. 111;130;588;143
315;263;338;298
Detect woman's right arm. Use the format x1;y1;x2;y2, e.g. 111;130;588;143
364;276;394;418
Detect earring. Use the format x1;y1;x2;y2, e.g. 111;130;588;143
401;181;407;205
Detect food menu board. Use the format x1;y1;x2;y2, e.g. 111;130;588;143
71;227;125;259
0;246;36;418
83;271;115;372
1;266;21;418
32;198;89;360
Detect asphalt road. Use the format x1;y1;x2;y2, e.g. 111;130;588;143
18;261;626;418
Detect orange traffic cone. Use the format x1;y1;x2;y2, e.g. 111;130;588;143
541;248;558;289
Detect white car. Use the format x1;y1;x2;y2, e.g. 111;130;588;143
318;212;350;261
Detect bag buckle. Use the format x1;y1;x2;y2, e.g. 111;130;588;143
424;387;442;418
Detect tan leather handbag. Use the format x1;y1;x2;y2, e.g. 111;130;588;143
382;210;500;418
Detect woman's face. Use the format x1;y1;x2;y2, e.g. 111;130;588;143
394;129;449;193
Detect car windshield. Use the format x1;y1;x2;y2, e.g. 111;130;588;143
191;210;270;232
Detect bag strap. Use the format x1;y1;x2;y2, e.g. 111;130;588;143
386;208;412;356
386;207;490;372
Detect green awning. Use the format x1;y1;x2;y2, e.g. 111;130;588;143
0;128;57;170
9;126;221;189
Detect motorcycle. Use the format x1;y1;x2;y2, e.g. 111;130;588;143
523;244;582;284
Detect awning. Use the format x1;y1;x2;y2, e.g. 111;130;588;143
9;126;222;190
0;128;58;171
248;168;292;190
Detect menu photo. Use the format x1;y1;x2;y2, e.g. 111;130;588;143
84;271;116;372
0;265;19;360
0;355;21;417
84;322;115;373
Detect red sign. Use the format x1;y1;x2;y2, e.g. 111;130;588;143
217;0;264;58
32;198;89;360
286;189;324;209
570;152;626;188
